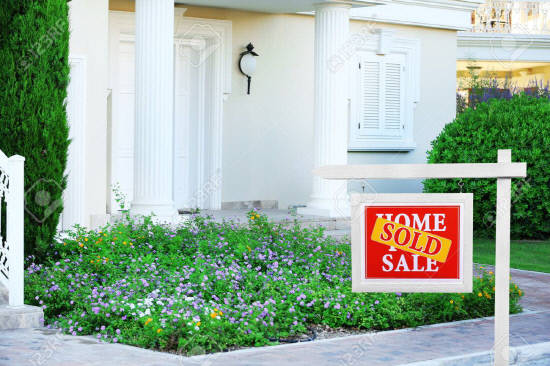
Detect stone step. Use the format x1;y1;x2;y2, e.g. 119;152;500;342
109;210;352;231
324;229;351;242
0;304;44;330
0;282;44;330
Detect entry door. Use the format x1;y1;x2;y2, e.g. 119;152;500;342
173;42;205;212
109;41;205;212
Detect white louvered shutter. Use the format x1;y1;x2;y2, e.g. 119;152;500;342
358;53;405;139
358;54;382;137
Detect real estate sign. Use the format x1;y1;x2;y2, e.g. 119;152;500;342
351;194;473;293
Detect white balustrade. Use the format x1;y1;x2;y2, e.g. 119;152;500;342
470;1;550;34
0;149;25;309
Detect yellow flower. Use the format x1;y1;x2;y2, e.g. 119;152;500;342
518;290;522;296
478;293;482;297
145;318;153;325
90;260;94;264
157;328;162;333
210;313;217;319
455;306;459;310
256;214;260;219
214;308;218;312
246;245;252;252
79;243;84;248
461;295;464;299
84;238;88;242
489;271;493;275
493;287;495;291
63;243;67;246
450;300;454;304
219;311;223;316
196;321;201;327
123;242;127;245
251;216;255;220
515;285;518;289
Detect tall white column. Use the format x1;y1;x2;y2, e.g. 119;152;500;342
131;0;178;219
299;3;351;217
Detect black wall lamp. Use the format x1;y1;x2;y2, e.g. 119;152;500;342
239;43;258;94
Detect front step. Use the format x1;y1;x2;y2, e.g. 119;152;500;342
0;282;44;330
324;229;351;241
0;305;44;330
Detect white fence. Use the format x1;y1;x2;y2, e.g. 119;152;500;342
471;0;550;34
0;150;25;308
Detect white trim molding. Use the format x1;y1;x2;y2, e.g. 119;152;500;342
64;55;87;229
458;32;550;63
298;0;482;31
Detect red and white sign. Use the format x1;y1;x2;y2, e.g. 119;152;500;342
351;194;473;293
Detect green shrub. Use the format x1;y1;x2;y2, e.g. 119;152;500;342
0;0;71;258
424;94;550;239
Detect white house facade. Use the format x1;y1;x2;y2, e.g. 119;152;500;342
64;0;480;228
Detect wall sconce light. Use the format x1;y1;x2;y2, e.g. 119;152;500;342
239;43;259;94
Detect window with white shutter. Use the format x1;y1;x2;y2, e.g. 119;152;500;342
349;44;419;151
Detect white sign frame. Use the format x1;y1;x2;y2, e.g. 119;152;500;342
313;150;527;366
351;193;473;293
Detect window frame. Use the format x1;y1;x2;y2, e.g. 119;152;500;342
348;33;421;152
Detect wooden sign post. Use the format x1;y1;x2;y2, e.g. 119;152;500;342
312;150;526;366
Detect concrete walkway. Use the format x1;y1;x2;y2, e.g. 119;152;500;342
1;268;549;366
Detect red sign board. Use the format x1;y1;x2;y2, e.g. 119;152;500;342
351;194;473;293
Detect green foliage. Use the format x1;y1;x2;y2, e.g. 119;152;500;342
424;94;550;239
0;0;71;258
25;213;523;353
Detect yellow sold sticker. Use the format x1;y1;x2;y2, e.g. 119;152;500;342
370;218;453;263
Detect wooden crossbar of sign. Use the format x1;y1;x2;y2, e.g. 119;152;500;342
312;162;527;180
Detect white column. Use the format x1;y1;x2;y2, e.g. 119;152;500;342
299;3;351;217
131;0;178;219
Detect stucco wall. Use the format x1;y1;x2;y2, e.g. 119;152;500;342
106;1;458;210
69;0;109;226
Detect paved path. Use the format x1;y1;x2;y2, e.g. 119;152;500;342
1;268;549;366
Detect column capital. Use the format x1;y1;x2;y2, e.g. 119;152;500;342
313;0;379;10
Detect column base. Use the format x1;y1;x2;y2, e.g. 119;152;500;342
298;198;350;218
130;202;179;218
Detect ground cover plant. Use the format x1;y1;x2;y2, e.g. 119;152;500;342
25;212;523;355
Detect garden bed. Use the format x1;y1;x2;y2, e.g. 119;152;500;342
25;212;523;355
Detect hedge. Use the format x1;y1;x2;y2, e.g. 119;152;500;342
0;0;71;258
424;94;550;239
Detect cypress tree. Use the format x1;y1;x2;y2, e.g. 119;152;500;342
0;0;71;258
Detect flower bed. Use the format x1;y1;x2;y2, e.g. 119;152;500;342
25;212;524;354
